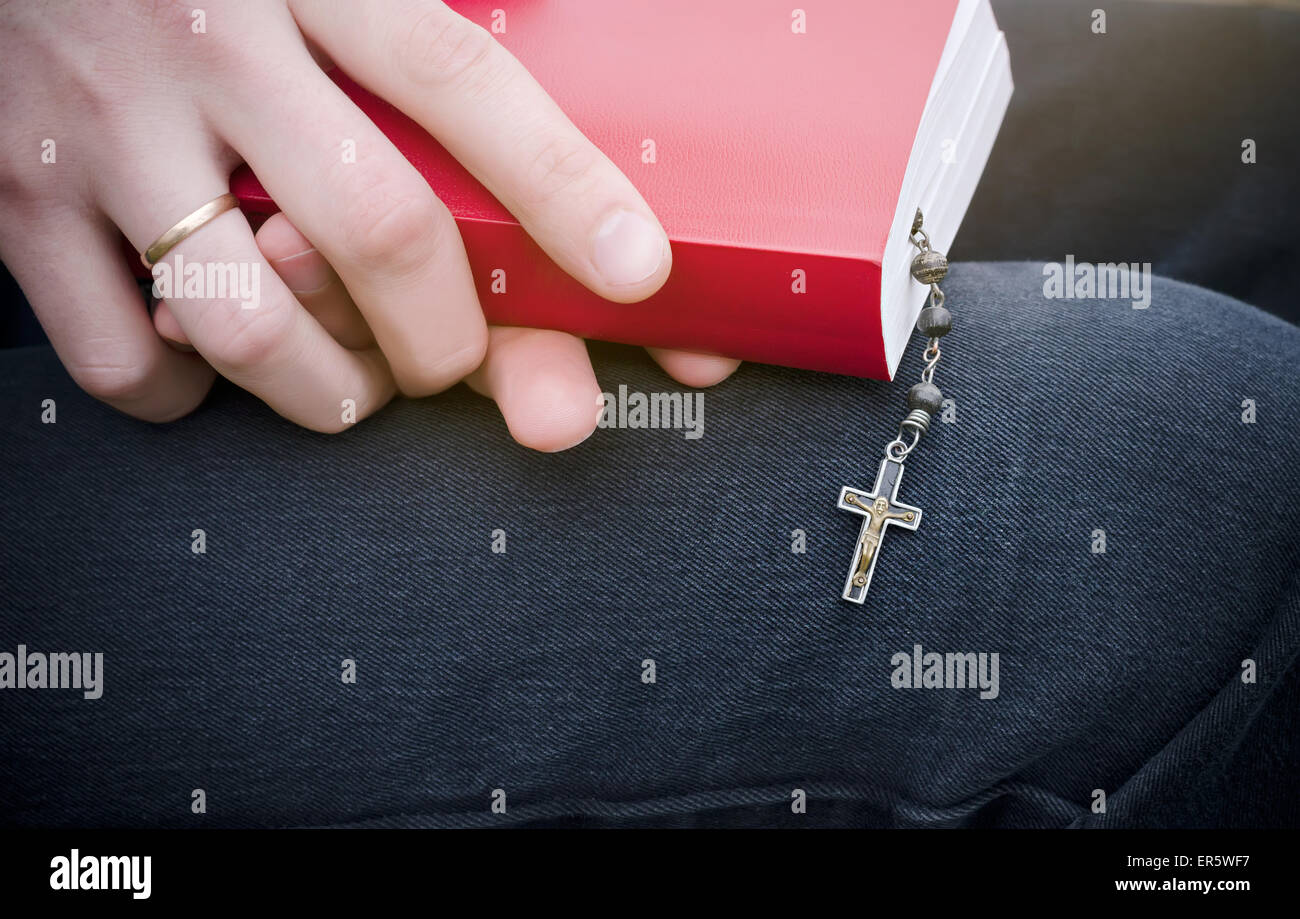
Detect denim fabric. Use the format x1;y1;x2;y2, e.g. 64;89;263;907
1;262;1298;828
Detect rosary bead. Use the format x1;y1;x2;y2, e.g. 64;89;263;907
910;249;949;285
907;382;943;415
916;305;952;338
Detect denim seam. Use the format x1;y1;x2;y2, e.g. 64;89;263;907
301;779;1089;829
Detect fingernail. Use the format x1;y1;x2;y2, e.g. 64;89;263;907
271;248;332;295
592;209;667;288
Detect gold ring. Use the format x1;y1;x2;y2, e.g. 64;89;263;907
140;193;239;269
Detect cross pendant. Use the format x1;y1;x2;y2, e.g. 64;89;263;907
836;459;923;603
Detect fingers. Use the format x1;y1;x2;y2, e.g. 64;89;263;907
151;298;194;351
104;177;395;433
254;213;375;350
156;213;375;352
646;349;743;388
0;208;215;422
465;328;600;452
205;49;487;398
289;0;671;302
464;335;738;453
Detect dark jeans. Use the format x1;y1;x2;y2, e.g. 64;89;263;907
2;262;1298;827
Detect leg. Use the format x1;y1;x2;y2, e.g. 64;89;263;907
2;263;1298;827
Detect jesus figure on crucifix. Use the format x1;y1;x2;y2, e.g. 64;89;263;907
845;494;917;587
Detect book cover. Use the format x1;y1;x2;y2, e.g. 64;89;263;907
231;0;962;378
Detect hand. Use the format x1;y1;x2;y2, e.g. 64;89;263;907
0;0;740;450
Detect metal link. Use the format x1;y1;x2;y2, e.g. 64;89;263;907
885;432;919;461
899;409;932;438
883;210;951;464
921;338;941;384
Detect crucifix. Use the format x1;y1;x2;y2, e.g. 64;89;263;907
836;459;922;603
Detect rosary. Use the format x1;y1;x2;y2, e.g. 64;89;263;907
837;209;952;604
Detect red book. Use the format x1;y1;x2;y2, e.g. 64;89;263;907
231;0;1012;379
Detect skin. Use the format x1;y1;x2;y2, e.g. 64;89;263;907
0;0;741;451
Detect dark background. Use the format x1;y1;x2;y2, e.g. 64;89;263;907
3;0;1298;346
961;0;1300;327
